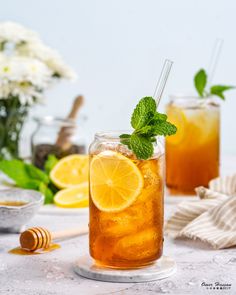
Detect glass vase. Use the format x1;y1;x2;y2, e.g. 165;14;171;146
0;96;28;159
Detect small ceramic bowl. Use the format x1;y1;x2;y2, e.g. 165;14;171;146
0;189;44;233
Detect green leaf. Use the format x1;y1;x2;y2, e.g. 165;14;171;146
150;137;157;143
48;182;59;194
39;182;54;204
0;159;55;204
210;85;235;100
151;121;177;136
131;97;156;129
0;159;31;186
151;112;167;123
135;115;176;137
25;163;49;184
135;125;153;135
130;134;154;160
119;134;131;139
194;69;207;97
120;134;131;148
120;96;177;159
20;179;41;190
44;154;59;174
0;159;50;186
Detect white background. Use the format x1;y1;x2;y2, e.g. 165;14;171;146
1;0;236;155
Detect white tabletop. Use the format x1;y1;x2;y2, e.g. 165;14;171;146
0;155;236;295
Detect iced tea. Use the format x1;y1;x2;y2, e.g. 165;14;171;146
166;96;220;195
89;132;164;268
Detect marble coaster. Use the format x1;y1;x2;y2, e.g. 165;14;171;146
74;255;176;283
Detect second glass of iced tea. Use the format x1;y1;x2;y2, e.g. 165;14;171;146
89;132;164;268
166;95;220;195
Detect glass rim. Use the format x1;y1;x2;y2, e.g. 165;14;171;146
95;130;164;141
33;116;76;127
33;115;87;127
169;93;215;100
95;130;131;141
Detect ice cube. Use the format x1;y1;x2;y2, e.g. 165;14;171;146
138;159;163;188
98;200;155;237
113;227;160;260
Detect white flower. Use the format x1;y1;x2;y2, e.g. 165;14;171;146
0;22;39;45
0;55;52;86
18;41;77;80
0;55;53;104
0;21;77;105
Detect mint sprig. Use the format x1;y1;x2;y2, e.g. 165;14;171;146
194;69;234;99
120;97;177;160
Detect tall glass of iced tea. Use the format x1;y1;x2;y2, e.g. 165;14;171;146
166;95;220;195
89;131;164;268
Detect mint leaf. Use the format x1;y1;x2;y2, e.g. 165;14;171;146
44;154;58;174
131;97;156;129
194;69;207;97
151;112;167;123
120;96;177;160
39;182;54;204
0;159;55;204
21;179;41;190
135;125;153;135
151;121;177;136
135;117;176;137
0;159;31;186
48;182;59;194
130;134;154;160
25;163;49;184
120;134;131;148
210;85;235;100
119;134;131;139
0;159;49;185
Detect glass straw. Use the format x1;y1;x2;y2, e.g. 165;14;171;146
207;38;224;89
153;59;173;108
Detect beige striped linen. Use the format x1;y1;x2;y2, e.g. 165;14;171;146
165;174;236;249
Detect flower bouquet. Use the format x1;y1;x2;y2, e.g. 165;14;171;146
0;22;76;159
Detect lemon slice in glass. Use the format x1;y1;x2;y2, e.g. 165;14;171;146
90;151;143;213
166;105;187;145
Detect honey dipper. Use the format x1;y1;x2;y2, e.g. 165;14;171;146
20;226;88;251
56;95;84;151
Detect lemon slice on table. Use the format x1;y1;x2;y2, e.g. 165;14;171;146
166;105;187;145
90;151;143;213
54;183;89;208
50;154;89;189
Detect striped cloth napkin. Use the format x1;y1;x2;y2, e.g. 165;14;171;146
165;174;236;249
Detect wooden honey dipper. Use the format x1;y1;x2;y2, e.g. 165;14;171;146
56;95;84;151
20;225;88;251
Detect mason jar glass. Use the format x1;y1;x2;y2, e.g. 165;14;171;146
165;95;220;195
89;131;164;268
31;116;87;169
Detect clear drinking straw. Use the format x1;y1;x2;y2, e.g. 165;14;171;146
207;38;224;90
153;59;173;108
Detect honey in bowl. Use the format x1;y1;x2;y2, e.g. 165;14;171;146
0;201;28;206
